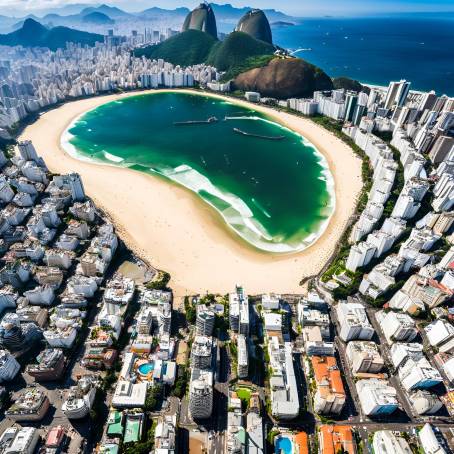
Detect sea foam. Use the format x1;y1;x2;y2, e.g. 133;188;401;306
103;151;124;163
61;102;336;254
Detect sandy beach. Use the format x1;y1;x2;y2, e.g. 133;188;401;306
19;89;362;296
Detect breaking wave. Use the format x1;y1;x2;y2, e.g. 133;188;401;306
61;104;335;254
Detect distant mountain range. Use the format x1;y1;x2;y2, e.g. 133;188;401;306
82;12;115;25
0;3;296;34
0;18;103;50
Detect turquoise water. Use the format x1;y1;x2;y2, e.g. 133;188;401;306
138;363;154;375
63;92;334;253
275;436;292;454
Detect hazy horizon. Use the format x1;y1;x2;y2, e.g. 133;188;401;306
1;0;454;17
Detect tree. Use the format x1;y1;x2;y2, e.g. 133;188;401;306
144;384;163;411
171;365;189;398
184;296;196;324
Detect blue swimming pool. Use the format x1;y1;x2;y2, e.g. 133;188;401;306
275;436;292;454
138;363;154;375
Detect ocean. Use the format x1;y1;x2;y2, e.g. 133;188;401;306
270;13;454;95
64;92;334;253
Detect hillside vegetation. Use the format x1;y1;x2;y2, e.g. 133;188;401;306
134;30;217;67
134;28;334;100
333;76;370;94
135;30;276;80
206;31;274;71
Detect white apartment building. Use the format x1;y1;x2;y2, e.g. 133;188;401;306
237;334;248;379
189;369;213;419
398;356;443;391
191;336;214;370
346;241;377;272
0;426;40;454
390;342;424;369
345;341;384;375
356;379;399;416
229;286;249;335
336;301;375;342
196;304;215;336
425;320;454;354
372;430;412;454
269;341;299;420
410;390;443;416
419;423;447;454
376;310;418;344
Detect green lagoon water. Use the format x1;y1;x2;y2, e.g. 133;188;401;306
64;92;334;253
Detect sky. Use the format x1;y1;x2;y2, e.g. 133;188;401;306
1;0;454;16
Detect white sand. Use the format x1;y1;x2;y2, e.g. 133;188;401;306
19;89;362;296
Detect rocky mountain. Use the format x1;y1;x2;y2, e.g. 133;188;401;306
235;9;273;44
233;57;334;99
182;3;218;40
333;76;370;94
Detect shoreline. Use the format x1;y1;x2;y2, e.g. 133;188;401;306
61;94;336;255
19;88;362;296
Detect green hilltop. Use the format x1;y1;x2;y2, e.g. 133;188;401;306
134;30;217;67
206;31;274;72
134;29;275;79
134;10;334;99
0;18;103;50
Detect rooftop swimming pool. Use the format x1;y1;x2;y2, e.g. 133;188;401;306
138;362;154;375
275;436;292;454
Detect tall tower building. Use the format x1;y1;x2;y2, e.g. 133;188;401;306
384;80;411;109
18;140;39;162
196;304;215;336
189;369;213;419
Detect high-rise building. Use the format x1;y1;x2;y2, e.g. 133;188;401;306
429;136;454;163
229;286;249;335
336;301;375;342
418;90;437;112
237;334;248;379
356;379;398;416
372;430;412;454
345;341;384;375
189;369;213;419
18;140;39;162
344;92;358;122
191;336;213;370
196;304;215;336
384;80;411;109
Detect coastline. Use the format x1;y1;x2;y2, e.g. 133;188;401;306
19;88;362;296
62;94;336;255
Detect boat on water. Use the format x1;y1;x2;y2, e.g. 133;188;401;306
233;127;285;141
62;375;99;419
173;116;218;126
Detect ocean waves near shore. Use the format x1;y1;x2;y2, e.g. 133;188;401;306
61;91;335;254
